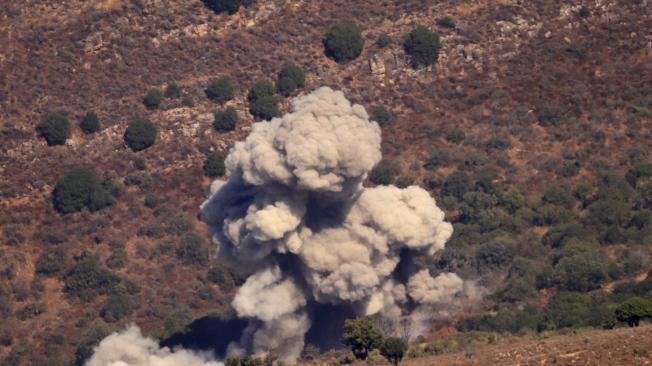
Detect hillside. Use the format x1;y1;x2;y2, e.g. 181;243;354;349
0;0;651;365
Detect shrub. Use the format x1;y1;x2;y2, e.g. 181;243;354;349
376;34;392;48
404;26;441;67
446;129;465;144
276;63;306;96
124;118;157;151
16;303;44;320
546;292;591;328
100;294;132;323
553;253;609;292
325;21;364;63
369;160;395;185
542;186;575;208
143;89;163;110
443;171;472;199
133;157;146;170
369;106;393;127
52;168;96;214
80;112;100;134
177;233;209;265
75;326;109;366
625;161;652;187
106;249;127;269
380;337;407;366
578;6;590;18
64;259;121;301
35;248;66;276
207;265;236;291
437;16;456;29
204;152;226;178
205;77;234;104
615;297;652;327
213;107;239;132
36;112;71;146
248;80;279;120
342;317;383;360
202;0;254;14
164;81;181;99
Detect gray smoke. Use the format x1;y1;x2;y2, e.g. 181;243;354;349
86;87;478;365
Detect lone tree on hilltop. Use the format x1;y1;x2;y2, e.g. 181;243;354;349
124;118;157;151
36;112;71;146
380;337;408;366
404;26;441;68
616;297;652;327
342;317;383;360
325;21;364;63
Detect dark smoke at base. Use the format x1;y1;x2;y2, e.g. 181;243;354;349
85;87;481;366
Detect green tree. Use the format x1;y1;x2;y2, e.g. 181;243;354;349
164;81;182;99
100;294;132;323
53;168;97;214
124;118;157;151
80;111;100;134
404;26;441;67
248;80;279;120
276;63;306;96
75;325;109;366
204;152;226;178
553;252;609;292
36;112;71;146
443;171;472;200
202;0;255;14
35;248;66;276
177;233;209;265
325;21;364;63
437;16;456;29
369;106;393;127
143;88;163;110
369;160;395;185
214;107;239;132
64;259;121;301
205;77;235;104
615;297;652;327
342;317;383;360
380;337;407;366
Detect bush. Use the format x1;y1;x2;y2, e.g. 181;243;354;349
443;171;472;199
177;233;209;265
106;249;127;269
380;337;407;366
36;112;71;146
202;0;254;14
325;21;364;63
446;129;465;144
248;80;279;120
437;16;456;29
553;253;609;292
100;294;132;323
35;248;66;276
376;34;392;48
16;303;44;320
578;6;590;18
342;317;383;360
143;89;163;110
124;118;157;151
546;292;591;328
615;297;652;327
404;26;441;68
207;265;236;291
80;112;100;134
625;161;652;187
52;168;96;214
164;81;182;99
213;107;239;132
75;326;109;366
64;259;121;301
133;157;146;170
369;160;395;185
542;186;575;208
204;152;226;178
369;106;393;127
276;63;306;97
205;77;234;104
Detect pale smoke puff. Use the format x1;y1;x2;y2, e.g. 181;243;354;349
407;270;465;304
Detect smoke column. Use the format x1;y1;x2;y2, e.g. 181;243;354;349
86;87;477;365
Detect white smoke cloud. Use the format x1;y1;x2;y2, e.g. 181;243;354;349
85;325;223;366
87;87;478;366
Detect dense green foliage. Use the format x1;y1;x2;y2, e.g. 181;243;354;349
370;106;393;127
202;0;255;14
380;337;408;366
248;80;279;120
342;317;383;360
213;107;239;132
325;21;364;63
404;26;441;67
205;77;235;104
437;16;456;29
75;326;109;366
203;152;226;178
35;248;66;276
376;34;392;48
36;112;71;146
369;160;396;185
615;297;652;327
177;233;209;265
164;81;182;99
100;294;132;323
64;259;121;301
143;88;163;110
124;118;157;151
276;63;306;96
52;168;116;214
80;111;100;134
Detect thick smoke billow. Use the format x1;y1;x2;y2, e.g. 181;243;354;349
87;87;478;365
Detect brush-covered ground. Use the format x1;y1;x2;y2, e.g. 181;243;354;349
0;0;651;365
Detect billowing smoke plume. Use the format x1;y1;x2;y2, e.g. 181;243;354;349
86;87;478;365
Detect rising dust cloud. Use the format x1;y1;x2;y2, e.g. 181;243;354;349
86;87;479;365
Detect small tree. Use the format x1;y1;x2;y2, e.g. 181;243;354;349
325;21;364;63
35;248;66;276
376;34;392;48
143;89;163;110
615;297;652;327
214;107;239;132
204;152;226;178
164;81;182;99
53;168;97;214
205;77;235;104
404;26;441;68
369;160;395;185
437;16;456;29
369;106;393;127
36;112;71;145
380;337;407;366
177;233;209;265
80;112;100;134
342;317;383;360
276;63;306;96
202;0;255;14
100;294;132;323
124;118;157;151
248;80;279;121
